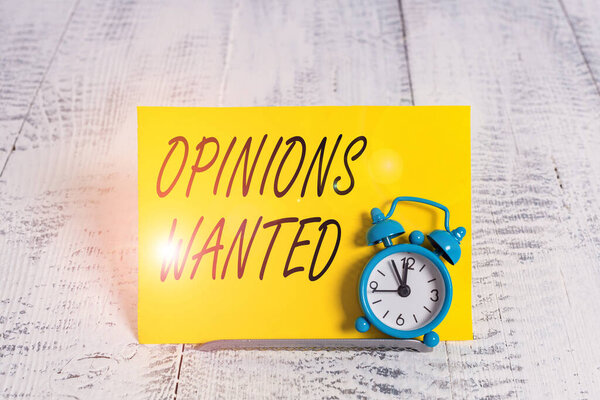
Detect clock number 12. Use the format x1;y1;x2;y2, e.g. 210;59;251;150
401;257;415;270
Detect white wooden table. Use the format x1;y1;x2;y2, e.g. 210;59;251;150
2;0;600;398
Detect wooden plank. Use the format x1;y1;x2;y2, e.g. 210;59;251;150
214;0;413;107
0;0;77;171
0;0;238;398
180;349;451;399
174;1;449;399
402;0;600;398
560;0;600;94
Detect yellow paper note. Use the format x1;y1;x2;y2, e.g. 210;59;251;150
138;106;471;343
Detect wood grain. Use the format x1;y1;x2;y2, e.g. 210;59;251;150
0;0;78;172
213;0;413;107
560;0;600;93
1;0;600;398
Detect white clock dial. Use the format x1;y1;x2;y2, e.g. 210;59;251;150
365;252;446;331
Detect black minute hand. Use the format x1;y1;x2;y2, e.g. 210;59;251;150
391;260;403;286
402;258;408;286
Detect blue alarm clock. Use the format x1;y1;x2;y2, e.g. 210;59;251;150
354;196;466;348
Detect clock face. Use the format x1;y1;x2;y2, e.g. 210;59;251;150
365;251;446;331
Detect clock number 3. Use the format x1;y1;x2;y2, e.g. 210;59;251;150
396;314;405;326
430;289;439;302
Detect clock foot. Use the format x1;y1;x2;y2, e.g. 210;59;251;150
423;331;439;347
355;316;371;333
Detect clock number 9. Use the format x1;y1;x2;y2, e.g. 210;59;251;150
430;289;439;302
396;314;405;326
369;281;378;292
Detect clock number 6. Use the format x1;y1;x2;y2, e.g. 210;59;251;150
369;281;378;292
430;289;439;302
396;314;405;326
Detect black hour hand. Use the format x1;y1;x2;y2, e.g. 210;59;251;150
391;260;403;286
